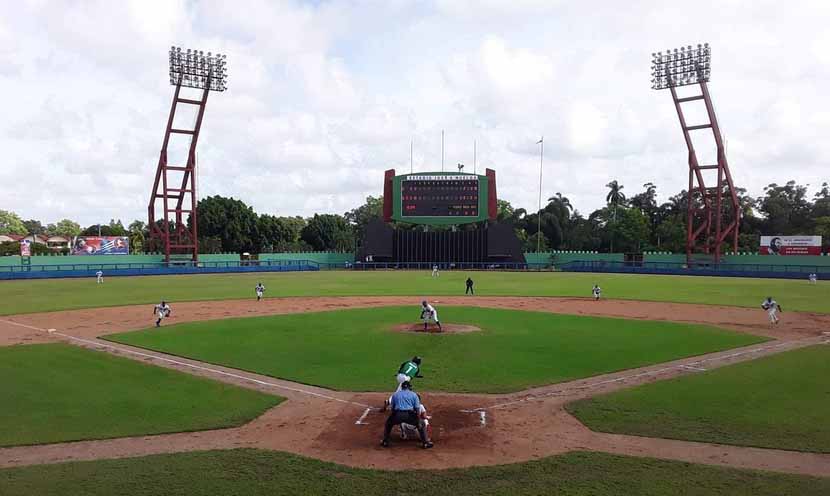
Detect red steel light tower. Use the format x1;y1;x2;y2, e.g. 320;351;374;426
148;46;228;262
651;43;739;265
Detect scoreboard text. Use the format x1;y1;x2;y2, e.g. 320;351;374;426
401;175;479;217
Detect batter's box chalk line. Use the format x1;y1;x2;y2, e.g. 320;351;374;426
354;407;372;425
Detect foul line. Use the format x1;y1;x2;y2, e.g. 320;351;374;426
355;407;372;425
471;336;824;412
1;319;370;409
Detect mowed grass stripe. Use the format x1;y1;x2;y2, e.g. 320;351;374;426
2;449;828;496
567;345;830;453
106;306;765;394
0;344;282;447
0;270;828;315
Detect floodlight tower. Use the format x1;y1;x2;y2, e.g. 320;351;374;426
651;44;739;265
148;46;228;263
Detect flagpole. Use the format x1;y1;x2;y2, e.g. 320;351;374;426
473;140;477;174
410;139;413;174
537;137;544;253
441;130;445;172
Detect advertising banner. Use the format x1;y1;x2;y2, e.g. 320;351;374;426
71;236;129;255
20;239;32;257
760;235;822;255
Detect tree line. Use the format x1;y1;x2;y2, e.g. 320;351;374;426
2;179;828;255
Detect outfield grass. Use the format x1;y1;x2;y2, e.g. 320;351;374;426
0;270;827;315
2;448;828;496
567;345;830;452
0;344;282;447
105;306;765;393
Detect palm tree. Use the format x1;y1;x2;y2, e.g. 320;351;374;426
545;193;573;248
605;180;626;217
605;180;626;253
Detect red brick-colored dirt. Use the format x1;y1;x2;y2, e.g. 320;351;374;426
1;296;829;476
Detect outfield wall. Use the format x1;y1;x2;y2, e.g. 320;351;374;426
259;252;354;265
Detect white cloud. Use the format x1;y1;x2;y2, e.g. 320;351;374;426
1;0;829;226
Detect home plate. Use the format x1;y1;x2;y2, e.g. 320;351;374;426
47;328;56;333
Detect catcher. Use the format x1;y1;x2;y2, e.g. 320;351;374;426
420;300;443;332
381;381;433;449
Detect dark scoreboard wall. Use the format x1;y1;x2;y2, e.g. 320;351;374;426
383;169;497;225
401;176;479;217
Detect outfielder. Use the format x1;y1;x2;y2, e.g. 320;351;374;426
95;270;103;284
420;300;442;332
154;301;172;328
592;284;601;301
255;282;265;301
431;264;440;277
761;297;782;326
809;273;818;284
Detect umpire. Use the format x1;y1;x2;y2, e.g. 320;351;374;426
381;381;433;449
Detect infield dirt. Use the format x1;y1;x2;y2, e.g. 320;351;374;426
1;296;829;475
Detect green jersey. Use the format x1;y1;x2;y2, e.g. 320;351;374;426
398;361;419;378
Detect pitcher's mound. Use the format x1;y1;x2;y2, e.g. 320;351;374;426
391;323;481;334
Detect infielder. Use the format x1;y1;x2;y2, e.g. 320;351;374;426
255;282;265;301
431;264;440;277
380;381;433;449
96;270;103;284
592;284;601;301
761;297;782;326
420;300;442;332
154;301;172;328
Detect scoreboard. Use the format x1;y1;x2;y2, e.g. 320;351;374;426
401;175;479;218
384;170;497;225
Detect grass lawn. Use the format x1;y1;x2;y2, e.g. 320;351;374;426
105;306;765;393
0;344;281;447
0;270;827;315
2;449;828;496
567;345;830;452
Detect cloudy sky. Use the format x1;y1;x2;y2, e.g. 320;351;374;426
2;0;829;226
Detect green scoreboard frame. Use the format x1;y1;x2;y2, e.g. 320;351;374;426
384;170;497;225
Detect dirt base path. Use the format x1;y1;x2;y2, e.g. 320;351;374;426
1;296;829;476
3;296;829;346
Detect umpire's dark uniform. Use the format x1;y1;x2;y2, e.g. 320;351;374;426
465;277;474;294
381;382;432;448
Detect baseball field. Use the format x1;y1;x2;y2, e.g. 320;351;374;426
1;270;829;495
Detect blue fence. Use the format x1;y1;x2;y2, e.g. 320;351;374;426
0;260;319;280
336;262;547;271
560;260;830;280
3;257;826;280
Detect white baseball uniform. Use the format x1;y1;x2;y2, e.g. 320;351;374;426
592;286;601;300
762;299;780;324
400;404;429;440
96;271;103;284
421;304;439;324
431;265;439;277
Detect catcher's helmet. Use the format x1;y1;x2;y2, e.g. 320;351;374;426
412;356;422;365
